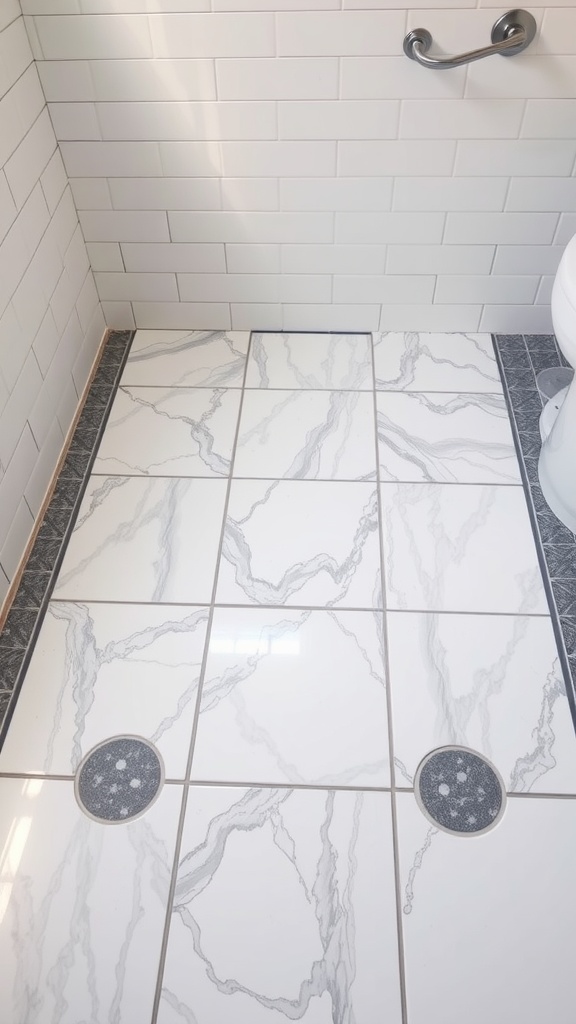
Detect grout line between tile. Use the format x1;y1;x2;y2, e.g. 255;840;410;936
370;334;409;1024
1;773;575;800
45;597;554;617
85;473;524;487
149;328;254;1024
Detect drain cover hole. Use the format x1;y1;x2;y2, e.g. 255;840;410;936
415;746;506;836
75;736;164;824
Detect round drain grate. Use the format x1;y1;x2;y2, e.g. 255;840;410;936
414;746;505;836
75;735;164;824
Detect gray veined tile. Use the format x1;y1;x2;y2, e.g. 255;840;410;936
502;366;537;390
190;608;390;787
245;332;373;390
0;777;182;1024
121;330;250;388
158;787;402;1024
397;793;576;1024
388;612;576;794
216;480;382;609
376;392;521;484
544;544;576;579
374;332;502;392
380;482;547;614
234;390;376;481
53;476;227;603
0;602;210;779
510;391;543;433
93;387;241;477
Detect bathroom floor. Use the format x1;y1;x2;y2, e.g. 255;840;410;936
1;330;576;1024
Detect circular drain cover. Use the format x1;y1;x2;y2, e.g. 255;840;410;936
415;746;505;836
75;736;164;824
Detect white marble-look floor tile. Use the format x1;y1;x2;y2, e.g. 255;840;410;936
0;777;182;1024
245;332;373;390
380;482;547;614
388;612;576;793
191;608;389;787
54;476;227;603
121;330;250;387
397;792;576;1024
93;387;241;477
157;786;402;1024
377;392;521;484
0;603;210;779
374;332;502;392
234;390;376;481
216;480;382;608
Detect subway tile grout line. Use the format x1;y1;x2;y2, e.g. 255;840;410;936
492;333;576;731
369;333;409;1024
149;328;254;1024
0;331;136;745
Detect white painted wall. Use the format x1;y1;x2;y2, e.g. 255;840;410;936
0;1;104;602
21;2;576;336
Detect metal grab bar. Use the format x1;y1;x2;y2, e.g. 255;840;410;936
403;9;537;70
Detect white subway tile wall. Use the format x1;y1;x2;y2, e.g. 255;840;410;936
22;2;574;334
0;6;104;597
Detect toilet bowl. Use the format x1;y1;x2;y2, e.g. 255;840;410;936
538;233;576;532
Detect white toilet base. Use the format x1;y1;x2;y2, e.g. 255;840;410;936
539;385;569;443
538;378;576;535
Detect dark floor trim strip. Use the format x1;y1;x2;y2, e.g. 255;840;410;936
492;333;576;725
0;330;135;739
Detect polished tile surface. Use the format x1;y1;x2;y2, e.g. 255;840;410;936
377;392;520;484
246;332;373;390
397;793;576;1024
374;332;502;392
0;603;210;779
380;482;547;614
235;389;376;480
158;787;402;1024
54;476;227;603
191;608;390;786
0;777;182;1024
388;612;576;792
1;329;574;1024
93;387;242;477
122;330;250;387
216;480;382;608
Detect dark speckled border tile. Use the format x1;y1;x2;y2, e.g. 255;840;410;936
493;333;576;724
0;330;135;736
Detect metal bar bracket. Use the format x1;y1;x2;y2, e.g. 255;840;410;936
403;9;537;70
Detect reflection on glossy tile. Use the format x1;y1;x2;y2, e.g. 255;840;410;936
122;330;250;387
397;793;576;1024
388;612;576;793
216;480;382;608
191;608;389;786
380;483;547;614
0;603;210;779
158;787;402;1024
0;778;182;1024
245;332;373;390
377;392;520;484
235;390;376;480
54;476;227;603
374;333;502;393
93;387;241;477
